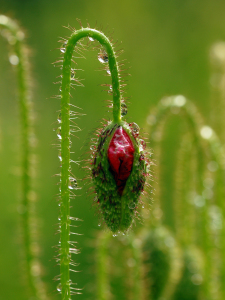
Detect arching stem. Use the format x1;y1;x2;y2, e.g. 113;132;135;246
59;28;122;299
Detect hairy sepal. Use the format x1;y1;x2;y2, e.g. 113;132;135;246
92;121;148;233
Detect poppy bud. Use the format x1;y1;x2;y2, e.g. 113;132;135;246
91;121;149;233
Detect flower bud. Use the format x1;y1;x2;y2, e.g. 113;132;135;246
91;121;150;233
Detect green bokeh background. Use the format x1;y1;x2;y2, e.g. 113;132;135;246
0;0;224;299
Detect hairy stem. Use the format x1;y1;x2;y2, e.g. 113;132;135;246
59;28;121;299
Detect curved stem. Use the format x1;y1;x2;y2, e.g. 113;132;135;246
147;96;225;299
59;28;122;299
0;15;47;300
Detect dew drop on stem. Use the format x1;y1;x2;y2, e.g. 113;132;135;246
121;102;128;116
98;52;108;63
58;152;62;162
57;127;62;140
57;113;62;123
57;283;62;292
68;177;78;190
71;69;75;79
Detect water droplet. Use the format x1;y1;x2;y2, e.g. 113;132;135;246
71;69;75;79
106;69;111;75
139;139;146;151
113;234;118;237
57;128;62;140
88;36;94;41
139;154;145;161
108;85;113;94
60;48;66;53
58;152;62;162
68;177;77;190
57;283;62;292
129;122;139;135
98;52;108;63
67;279;73;286
9;54;19;65
129;202;136;209
98;223;101;227
121;103;128;116
58;217;61;221
57;113;62;123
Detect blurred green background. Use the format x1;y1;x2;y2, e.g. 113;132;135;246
0;0;225;299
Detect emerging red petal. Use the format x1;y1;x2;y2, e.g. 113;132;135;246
108;127;135;195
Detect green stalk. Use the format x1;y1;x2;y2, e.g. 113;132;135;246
59;28;122;299
0;15;47;300
96;231;111;300
147;95;225;299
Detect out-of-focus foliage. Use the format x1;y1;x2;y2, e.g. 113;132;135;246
1;1;225;300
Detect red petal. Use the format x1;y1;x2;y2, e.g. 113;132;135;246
108;127;135;195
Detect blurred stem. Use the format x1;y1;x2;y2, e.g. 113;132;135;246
128;235;142;300
96;231;111;300
60;28;121;299
0;15;46;300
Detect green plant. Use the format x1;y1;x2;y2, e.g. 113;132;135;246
0;14;47;300
2;12;225;300
55;26;150;299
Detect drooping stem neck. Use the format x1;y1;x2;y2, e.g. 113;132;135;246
63;28;121;123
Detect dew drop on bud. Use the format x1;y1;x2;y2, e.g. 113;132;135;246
129;202;136;209
140;154;145;161
139;139;146;151
88;36;95;41
129;122;140;136
121;103;128;116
